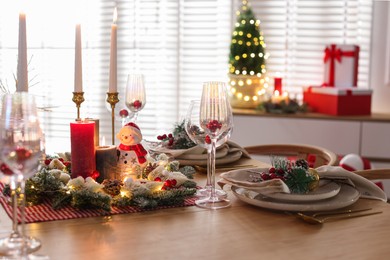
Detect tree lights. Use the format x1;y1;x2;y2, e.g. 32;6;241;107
228;0;269;108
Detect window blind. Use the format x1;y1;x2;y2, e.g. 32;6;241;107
0;0;373;153
240;0;373;98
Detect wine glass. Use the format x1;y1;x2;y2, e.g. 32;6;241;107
0;93;45;257
125;74;146;122
185;100;232;198
196;81;233;209
105;94;135;126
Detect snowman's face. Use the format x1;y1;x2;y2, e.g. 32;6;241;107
118;127;142;146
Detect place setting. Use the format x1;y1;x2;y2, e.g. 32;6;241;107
218;157;387;216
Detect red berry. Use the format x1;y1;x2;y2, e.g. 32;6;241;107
270;173;278;179
164;180;172;187
162;134;167;139
171;179;177;186
261;172;270;180
157;135;163;140
58;158;64;162
91;170;100;180
277;169;284;175
168;133;173;138
269;167;275;173
154;177;162;182
44;159;52;165
133;100;142;109
119;109;129;117
64;161;71;167
206;120;222;132
15;147;32;161
0;163;13;176
205;135;211;144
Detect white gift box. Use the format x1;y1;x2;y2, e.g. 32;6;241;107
323;44;359;88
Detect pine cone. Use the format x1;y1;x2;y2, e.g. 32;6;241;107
295;159;309;169
102;179;123;196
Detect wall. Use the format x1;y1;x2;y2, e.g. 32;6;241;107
370;1;390;113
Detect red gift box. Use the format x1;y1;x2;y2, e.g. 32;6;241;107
323;44;359;88
303;86;372;116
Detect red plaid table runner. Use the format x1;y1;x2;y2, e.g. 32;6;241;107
0;183;197;223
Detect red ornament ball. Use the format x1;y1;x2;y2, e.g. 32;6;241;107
339;154;371;171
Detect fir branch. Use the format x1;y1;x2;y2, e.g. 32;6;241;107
284;168;316;194
179;166;196;179
71;189;112;212
52;191;72;209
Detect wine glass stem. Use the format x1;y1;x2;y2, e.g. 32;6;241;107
205;148;212;190
19;179;29;256
10;181;21;238
210;138;217;199
133;112;138;123
19;179;26;239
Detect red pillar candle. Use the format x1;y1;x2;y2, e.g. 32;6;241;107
70;121;96;178
274;77;282;94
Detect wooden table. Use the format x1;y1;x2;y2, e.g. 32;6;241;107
1;159;390;260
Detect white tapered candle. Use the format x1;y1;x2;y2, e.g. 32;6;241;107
74;24;83;92
108;7;117;93
17;12;28;92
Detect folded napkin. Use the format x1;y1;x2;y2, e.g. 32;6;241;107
316;165;387;202
149;140;250;166
218;177;290;195
150;145;206;158
219;165;387;202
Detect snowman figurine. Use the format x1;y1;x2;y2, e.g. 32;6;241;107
116;122;147;180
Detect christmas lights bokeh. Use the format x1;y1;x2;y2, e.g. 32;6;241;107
228;0;270;108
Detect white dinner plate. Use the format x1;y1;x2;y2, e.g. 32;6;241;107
264;180;341;202
232;184;360;212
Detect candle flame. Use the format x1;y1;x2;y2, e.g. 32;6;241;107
101;136;106;146
274;90;280;97
113;7;118;24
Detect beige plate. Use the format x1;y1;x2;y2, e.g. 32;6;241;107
264;180;341;202
177;150;243;166
232;184;360;212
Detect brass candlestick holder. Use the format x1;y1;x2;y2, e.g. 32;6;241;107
106;92;119;145
72;92;85;119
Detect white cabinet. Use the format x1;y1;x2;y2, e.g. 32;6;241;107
361;122;390;159
231;110;390;161
232;115;361;155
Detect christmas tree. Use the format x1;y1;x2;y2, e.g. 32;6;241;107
228;0;269;109
229;0;267;77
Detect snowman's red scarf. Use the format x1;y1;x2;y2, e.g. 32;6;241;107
118;143;147;164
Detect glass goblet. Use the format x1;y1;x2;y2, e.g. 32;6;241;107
197;81;233;209
0;93;45;257
105;95;135;126
125;73;146;123
185;100;232;198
